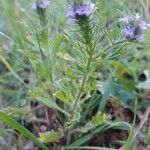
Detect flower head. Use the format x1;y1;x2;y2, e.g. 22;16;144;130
67;0;97;23
31;0;50;11
121;14;150;42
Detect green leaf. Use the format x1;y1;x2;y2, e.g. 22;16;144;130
92;112;107;127
99;77;114;112
99;78;135;111
39;130;63;143
0;55;28;87
21;49;38;61
52;34;69;51
79;91;100;126
29;88;47;99
64;146;117;150
57;52;75;62
0;112;49;150
38;98;70;117
54;91;70;105
54;90;73;105
69;124;108;147
111;83;135;103
70;121;131;146
65;68;77;80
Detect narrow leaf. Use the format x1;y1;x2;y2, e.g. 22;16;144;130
38;98;70;117
0;112;49;150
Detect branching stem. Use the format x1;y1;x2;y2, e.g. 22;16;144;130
72;54;93;117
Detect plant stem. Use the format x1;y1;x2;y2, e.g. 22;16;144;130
133;105;150;139
35;27;54;96
72;55;92;116
70;17;94;117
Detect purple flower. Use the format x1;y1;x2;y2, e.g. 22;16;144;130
31;0;50;11
67;0;97;23
121;14;150;42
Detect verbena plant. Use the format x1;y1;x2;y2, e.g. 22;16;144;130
0;0;150;149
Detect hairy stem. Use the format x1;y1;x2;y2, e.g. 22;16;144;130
72;54;93;117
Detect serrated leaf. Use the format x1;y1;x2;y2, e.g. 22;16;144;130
92;111;107;127
54;90;73;105
39;130;63;143
85;79;97;91
65;68;77;80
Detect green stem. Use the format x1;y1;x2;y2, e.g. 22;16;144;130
35;27;54;96
71;17;95;117
72;55;92;116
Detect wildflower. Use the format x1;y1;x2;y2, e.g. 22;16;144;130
67;0;97;23
31;0;50;11
31;0;50;25
121;14;150;42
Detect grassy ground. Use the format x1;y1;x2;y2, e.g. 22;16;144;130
0;0;150;150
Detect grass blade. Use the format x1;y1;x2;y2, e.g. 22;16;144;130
0;55;28;88
0;112;49;150
70;121;131;146
64;146;117;150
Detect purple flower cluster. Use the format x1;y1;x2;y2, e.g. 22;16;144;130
121;14;150;42
31;0;50;11
67;0;97;23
